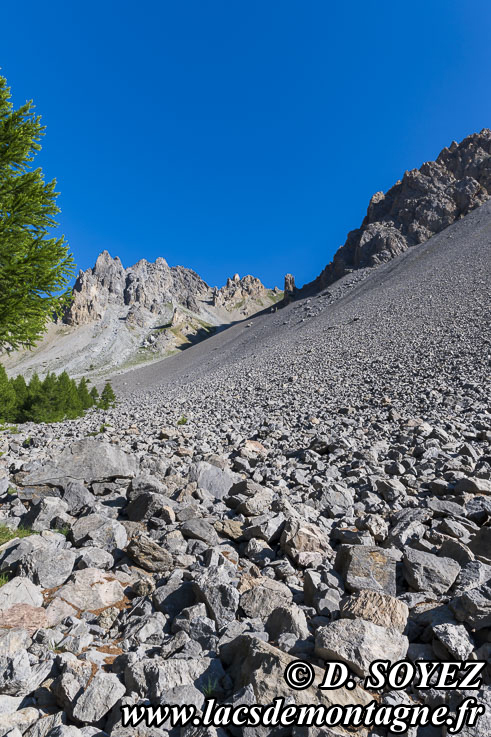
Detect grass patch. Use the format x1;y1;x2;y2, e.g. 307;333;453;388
177;415;188;426
0;525;38;546
53;526;70;537
268;290;284;303
0;424;18;434
0;572;9;587
201;676;218;698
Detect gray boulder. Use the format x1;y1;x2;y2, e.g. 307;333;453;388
189;462;236;500
70;514;127;553
315;618;409;677
20;439;138;486
403;548;460;595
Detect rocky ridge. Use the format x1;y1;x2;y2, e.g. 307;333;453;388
306;128;491;292
3;255;282;381
0;189;489;735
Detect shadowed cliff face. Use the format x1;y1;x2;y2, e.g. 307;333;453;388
305;129;491;292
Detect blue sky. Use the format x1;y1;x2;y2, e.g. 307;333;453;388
2;0;491;288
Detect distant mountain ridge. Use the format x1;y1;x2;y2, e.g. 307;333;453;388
306;129;491;292
4;253;282;379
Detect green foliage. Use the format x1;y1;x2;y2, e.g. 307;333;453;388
0;524;37;546
0;572;9;587
77;377;92;410
0;365;16;421
0;74;75;351
99;382;116;410
0;367;109;424
177;415;188;425
201;676;218;697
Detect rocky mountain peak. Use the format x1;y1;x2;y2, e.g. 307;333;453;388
308;128;491;291
64;254;209;326
212;273;278;311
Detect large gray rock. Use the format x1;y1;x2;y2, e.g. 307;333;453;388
21;497;69;532
124;655;225;704
189;462;237;500
153;573;195;618
0;651;31;695
71;671;125;723
335;545;397;595
20;546;76;589
20;439;138;486
432;622;474;659
450;582;491;629
75;546;114;570
61;481;95;515
468;527;491;560
0;579;43;610
193;567;239;623
455;477;491;495
265;604;310;641
181;519;219;546
125;475;173;521
222;635;372;714
50;568;125;614
70;513;127;553
315;618;409;676
340;590;409;632
403;548;460;595
240;577;292;618
126;535;172;572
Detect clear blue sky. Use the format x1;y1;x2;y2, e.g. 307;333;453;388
2;0;491;288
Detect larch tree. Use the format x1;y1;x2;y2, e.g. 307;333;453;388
0;73;74;352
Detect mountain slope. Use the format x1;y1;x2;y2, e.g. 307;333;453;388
112;194;490;408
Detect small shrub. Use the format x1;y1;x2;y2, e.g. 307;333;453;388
177;415;188;425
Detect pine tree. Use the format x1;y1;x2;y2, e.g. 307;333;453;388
57;371;83;419
0;74;75;351
20;373;43;421
0;365;17;421
89;386;99;404
40;372;63;422
99;382;116;410
11;374;27;408
77;377;93;409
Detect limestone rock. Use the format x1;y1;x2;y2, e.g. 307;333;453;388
403;548;460;595
51;568;125;614
20;439;138;486
340;590;409;632
315;618;409;676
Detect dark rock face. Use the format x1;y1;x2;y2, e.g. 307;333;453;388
308;128;491;291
